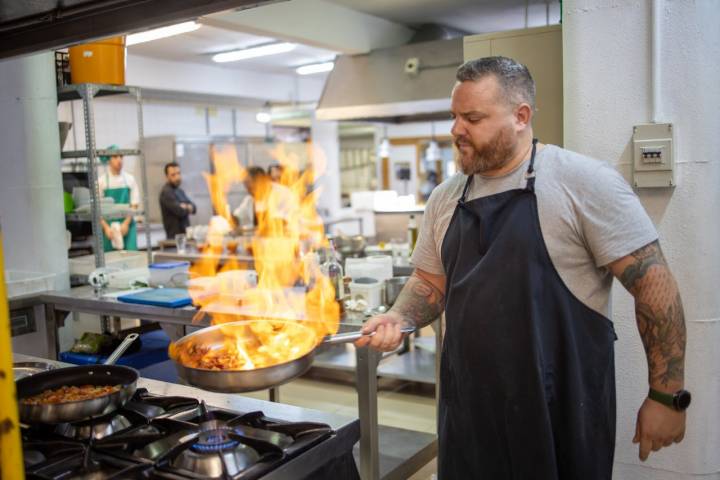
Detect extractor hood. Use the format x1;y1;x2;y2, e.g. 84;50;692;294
315;37;463;123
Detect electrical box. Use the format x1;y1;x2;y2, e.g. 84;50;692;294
632;123;675;188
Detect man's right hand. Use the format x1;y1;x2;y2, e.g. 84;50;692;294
355;311;409;352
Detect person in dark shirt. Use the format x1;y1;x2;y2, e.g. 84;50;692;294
159;162;196;239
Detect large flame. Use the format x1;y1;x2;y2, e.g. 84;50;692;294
173;142;340;371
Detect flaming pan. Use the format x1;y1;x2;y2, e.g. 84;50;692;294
170;320;414;393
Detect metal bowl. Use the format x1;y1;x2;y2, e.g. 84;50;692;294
13;362;55;381
385;276;410;306
332;234;366;257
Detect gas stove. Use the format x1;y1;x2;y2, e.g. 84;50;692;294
22;389;354;480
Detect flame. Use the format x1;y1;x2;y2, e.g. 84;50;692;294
173;142;340;372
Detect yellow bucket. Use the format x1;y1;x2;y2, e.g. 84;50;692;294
69;36;126;85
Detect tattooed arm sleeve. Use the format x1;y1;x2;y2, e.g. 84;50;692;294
390;268;446;329
609;240;686;391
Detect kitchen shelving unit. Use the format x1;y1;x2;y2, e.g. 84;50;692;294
58;83;152;269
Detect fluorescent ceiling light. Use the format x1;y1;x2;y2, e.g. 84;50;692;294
126;21;200;46
296;62;334;75
256;111;272;124
212;42;296;63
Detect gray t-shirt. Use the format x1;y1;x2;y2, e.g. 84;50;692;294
411;144;657;316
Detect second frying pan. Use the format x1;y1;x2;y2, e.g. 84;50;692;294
16;334;139;424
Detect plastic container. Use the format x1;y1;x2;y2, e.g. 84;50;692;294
349;277;383;310
345;257;393;283
5;271;56;298
69;36;126;85
149;261;190;287
365;255;394;281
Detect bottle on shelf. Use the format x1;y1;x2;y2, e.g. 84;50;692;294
407;214;418;254
320;242;344;301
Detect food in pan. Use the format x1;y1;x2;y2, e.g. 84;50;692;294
170;320;317;371
20;384;122;405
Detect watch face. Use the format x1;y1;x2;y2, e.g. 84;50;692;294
674;390;692;410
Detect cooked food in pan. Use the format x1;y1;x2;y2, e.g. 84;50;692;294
170;320;317;371
20;384;122;405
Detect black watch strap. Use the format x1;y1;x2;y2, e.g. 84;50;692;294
648;388;674;408
648;388;691;411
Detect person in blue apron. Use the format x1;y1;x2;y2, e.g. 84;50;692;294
98;145;140;251
357;57;689;478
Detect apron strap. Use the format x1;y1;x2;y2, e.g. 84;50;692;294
459;174;473;204
524;138;539;191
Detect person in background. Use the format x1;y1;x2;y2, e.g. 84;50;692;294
268;163;284;183
159;162;196;239
98;145;140;251
358;56;688;478
233;166;295;234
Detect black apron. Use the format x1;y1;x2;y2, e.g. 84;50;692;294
439;139;617;479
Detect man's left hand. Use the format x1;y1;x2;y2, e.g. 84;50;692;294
633;397;686;461
120;222;130;236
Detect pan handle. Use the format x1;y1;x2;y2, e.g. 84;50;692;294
323;326;415;345
104;333;140;365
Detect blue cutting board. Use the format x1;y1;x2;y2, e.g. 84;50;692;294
117;288;193;308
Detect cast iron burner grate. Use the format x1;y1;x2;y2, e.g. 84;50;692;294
22;390;336;480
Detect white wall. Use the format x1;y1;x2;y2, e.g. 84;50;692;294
310;117;341;219
385;120;454;139
564;1;720;478
0;53;69;289
127;54;325;103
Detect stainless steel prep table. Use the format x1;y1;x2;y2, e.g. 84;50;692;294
10;291;437;480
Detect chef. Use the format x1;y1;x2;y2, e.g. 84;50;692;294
233;166;295;234
357;56;689;478
98;145;140;251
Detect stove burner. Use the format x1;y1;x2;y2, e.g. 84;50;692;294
192;438;240;453
193;419;240;452
172;442;261;478
56;413;132;440
172;415;262;477
23;448;46;467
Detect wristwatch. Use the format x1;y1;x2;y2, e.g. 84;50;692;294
648;388;692;411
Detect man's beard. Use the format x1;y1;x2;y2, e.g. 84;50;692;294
455;125;518;175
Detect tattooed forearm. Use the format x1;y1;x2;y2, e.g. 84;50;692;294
390;273;445;328
613;241;686;389
617;242;665;292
